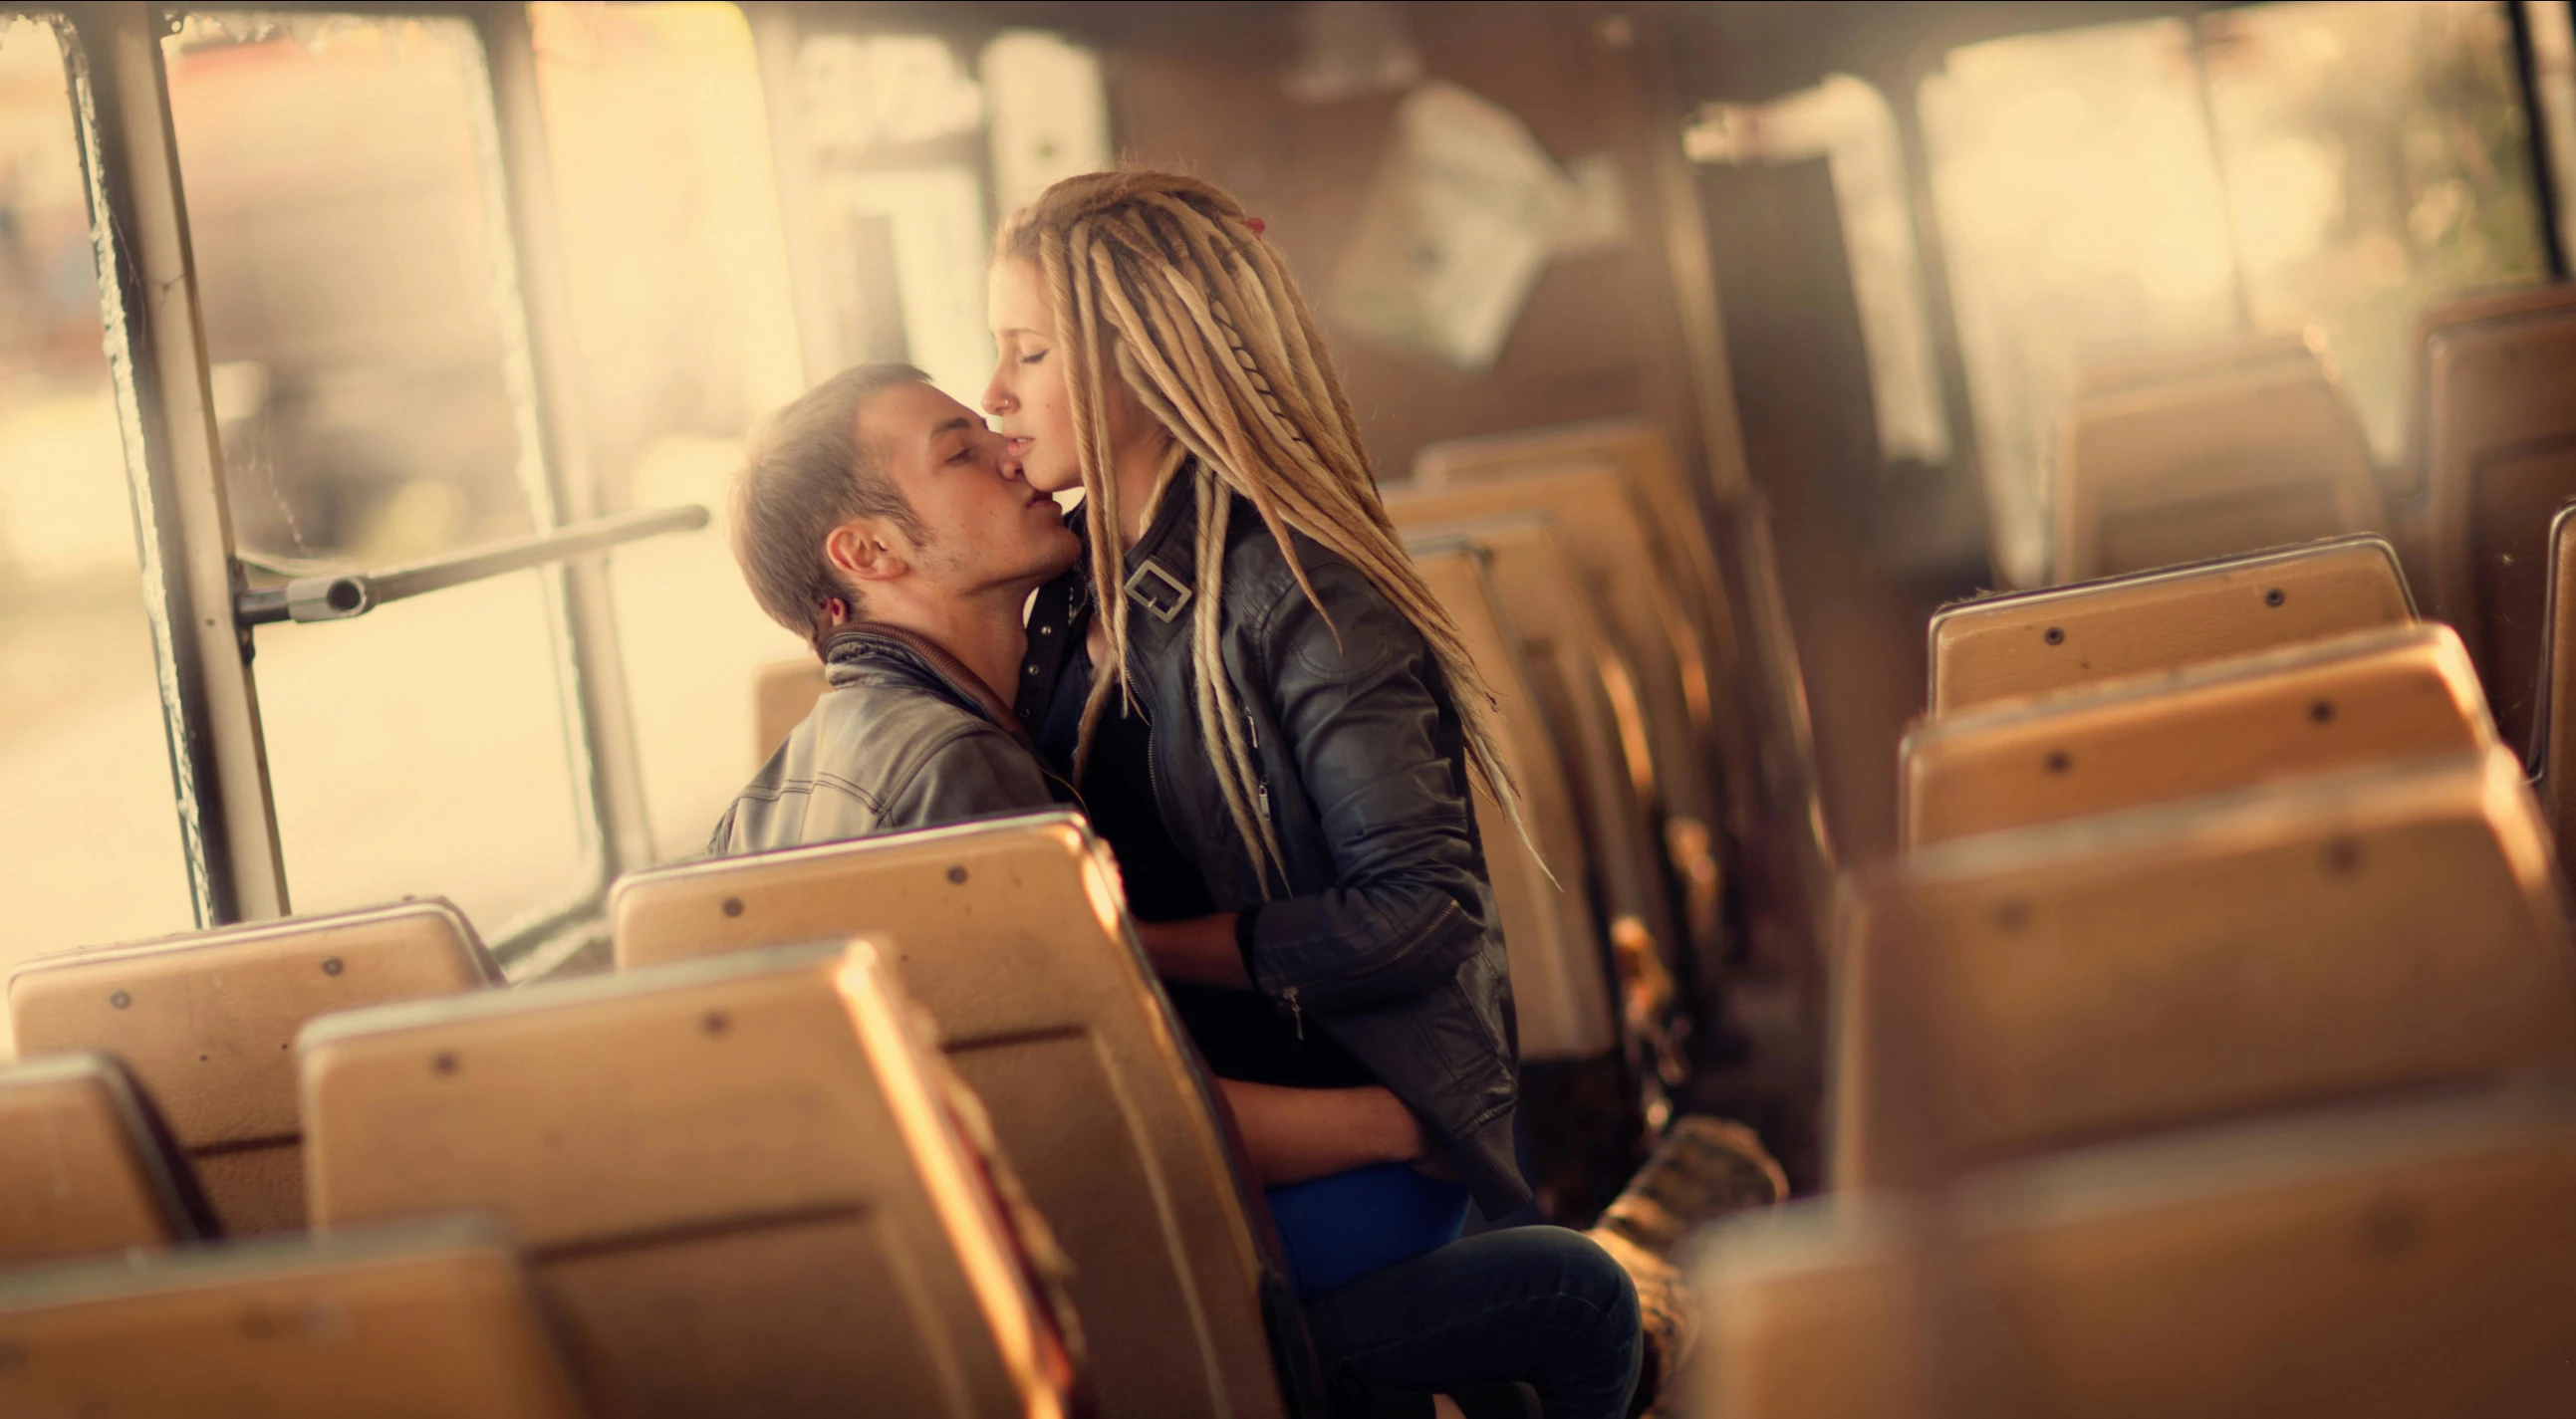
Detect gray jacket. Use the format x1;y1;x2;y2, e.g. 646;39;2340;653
710;624;1058;855
1017;472;1529;1216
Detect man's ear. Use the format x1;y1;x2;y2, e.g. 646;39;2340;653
825;518;907;585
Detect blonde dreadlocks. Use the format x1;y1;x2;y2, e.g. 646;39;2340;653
995;169;1525;891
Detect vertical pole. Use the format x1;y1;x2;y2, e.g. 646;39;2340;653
475;3;657;879
2510;0;2571;279
1633;11;1755;502
64;1;288;924
745;1;835;387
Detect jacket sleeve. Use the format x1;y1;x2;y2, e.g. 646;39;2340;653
1241;561;1493;1012
878;724;1059;830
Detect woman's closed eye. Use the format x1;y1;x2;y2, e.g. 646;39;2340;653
1019;349;1049;366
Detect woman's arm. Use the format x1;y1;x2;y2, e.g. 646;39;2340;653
1217;1079;1424;1186
1241;560;1491;1012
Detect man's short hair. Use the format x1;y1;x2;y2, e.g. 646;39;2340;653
730;361;931;652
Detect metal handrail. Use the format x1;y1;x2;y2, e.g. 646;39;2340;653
235;503;711;626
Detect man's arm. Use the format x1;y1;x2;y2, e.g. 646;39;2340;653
1216;1079;1429;1186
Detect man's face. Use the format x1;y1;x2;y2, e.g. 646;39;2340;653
859;380;1078;595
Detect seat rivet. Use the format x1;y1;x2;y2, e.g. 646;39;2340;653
2044;751;2071;774
947;866;968;884
431;1052;459;1075
321;957;343;976
721;897;744;918
109;991;130;1010
2310;700;2335;724
2043;626;2064;646
2265;588;2287;606
702;1010;730;1037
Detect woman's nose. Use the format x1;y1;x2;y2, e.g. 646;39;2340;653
981;370;1013;416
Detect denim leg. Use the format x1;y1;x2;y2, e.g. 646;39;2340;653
1301;1226;1643;1419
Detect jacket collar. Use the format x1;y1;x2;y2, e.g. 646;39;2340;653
1117;460;1207;643
823;622;1037;751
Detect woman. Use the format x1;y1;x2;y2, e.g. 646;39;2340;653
985;169;1642;1419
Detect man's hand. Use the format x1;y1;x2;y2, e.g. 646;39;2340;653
1134;913;1251;988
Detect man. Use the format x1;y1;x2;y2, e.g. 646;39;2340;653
711;362;1080;852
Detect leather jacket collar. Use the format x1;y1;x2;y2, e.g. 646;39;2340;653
825;622;1036;751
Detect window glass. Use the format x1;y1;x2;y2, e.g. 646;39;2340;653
529;0;807;860
1924;1;2547;586
164;13;588;938
0;14;199;985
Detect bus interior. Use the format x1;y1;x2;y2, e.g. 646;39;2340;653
3;0;2576;1413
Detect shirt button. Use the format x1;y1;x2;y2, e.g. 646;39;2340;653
1040;625;1053;635
1025;665;1039;676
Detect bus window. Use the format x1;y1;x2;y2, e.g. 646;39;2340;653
1925;1;2548;586
0;14;198;980
528;0;808;859
163;14;587;936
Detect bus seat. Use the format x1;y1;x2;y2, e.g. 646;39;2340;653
1384;473;1734;981
1901;622;2492;849
2071;330;2319;400
2419;291;2576;754
2057;347;2386;583
1408;543;1622;1065
1408;518;1690;1091
2401;281;2576;500
1833;747;2576;1191
1701;1077;2576;1418
610;813;1286;1419
300;941;1079;1419
2535;500;2576;882
6;899;499;1236
1927;534;2415;718
0;1054;214;1268
754;656;829;764
0;1217;596;1417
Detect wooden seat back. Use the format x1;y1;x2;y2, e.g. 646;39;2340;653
1409;544;1620;1063
1703;1078;2576;1418
2057;352;2386;583
1927;535;2415;718
754;656;829;764
2534;500;2576;883
0;1218;596;1417
2419;289;2576;753
1383;474;1731;988
6;900;498;1234
1413;517;1690;1051
301;941;1079;1419
0;1054;214;1268
1903;623;2492;849
1835;747;2576;1189
610;813;1283;1419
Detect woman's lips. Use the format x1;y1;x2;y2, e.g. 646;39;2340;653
1005;436;1034;457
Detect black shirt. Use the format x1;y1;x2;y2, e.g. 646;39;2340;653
1040;645;1372;1090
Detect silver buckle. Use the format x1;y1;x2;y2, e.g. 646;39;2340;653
1124;560;1193;622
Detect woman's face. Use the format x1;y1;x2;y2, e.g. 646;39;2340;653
985;255;1160;497
984;257;1085;496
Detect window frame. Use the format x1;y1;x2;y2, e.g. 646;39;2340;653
39;0;654;973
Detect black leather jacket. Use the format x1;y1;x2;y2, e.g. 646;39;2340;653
1017;472;1529;1216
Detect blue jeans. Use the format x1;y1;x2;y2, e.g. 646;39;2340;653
1301;1225;1642;1419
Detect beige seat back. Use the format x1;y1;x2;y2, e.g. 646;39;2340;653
1412;518;1688;1076
301;941;1077;1419
2073;330;2319;401
1410;544;1620;1063
2057;351;2386;583
610;813;1282;1419
2403;281;2576;500
0;1217;595;1417
0;1054;213;1267
7;900;498;1234
2420;293;2576;753
1903;623;2493;849
754;656;829;763
1704;1078;2576;1419
2535;500;2576;881
1384;475;1730;985
1835;747;2576;1190
1927;535;2415;718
